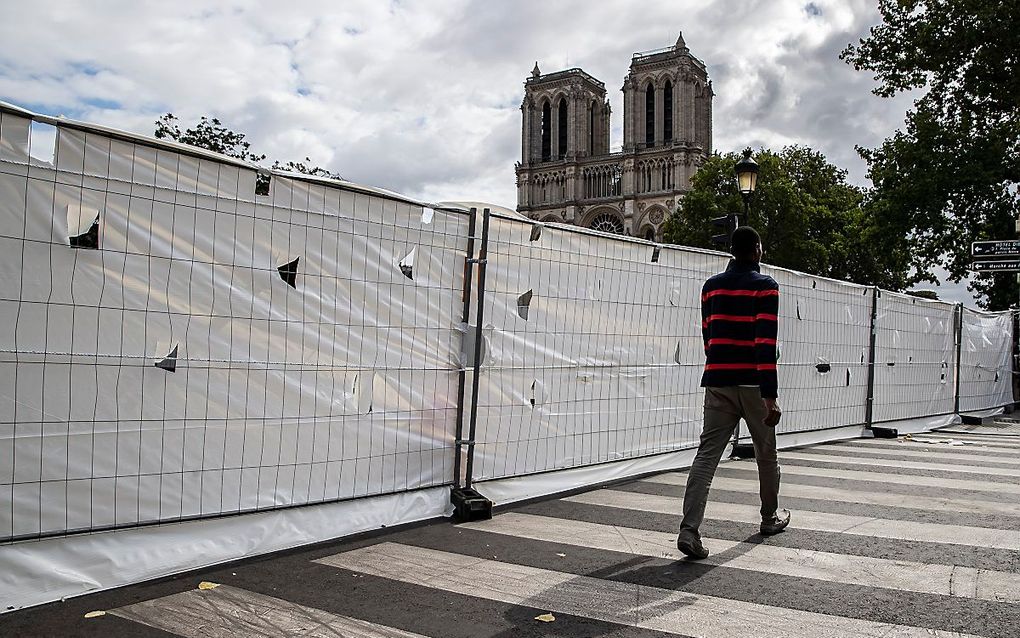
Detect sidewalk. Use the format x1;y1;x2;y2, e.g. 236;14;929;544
2;431;1019;637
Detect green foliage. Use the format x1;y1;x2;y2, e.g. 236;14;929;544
271;157;343;181
662;146;906;289
841;0;1019;310
154;114;266;163
154;114;342;183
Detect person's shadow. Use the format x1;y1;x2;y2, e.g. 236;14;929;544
487;532;764;637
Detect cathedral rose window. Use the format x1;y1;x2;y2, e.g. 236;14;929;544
590;214;624;235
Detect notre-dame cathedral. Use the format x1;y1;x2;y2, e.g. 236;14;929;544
515;34;713;241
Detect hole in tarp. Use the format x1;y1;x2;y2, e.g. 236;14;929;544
995;372;1000;382
155;344;178;372
530;380;537;406
529;224;542;241
399;247;416;280
517;290;533;320
796;299;802;321
255;173;271;196
845;368;851;386
278;257;299;288
651;246;661;263
69;214;100;249
940;361;948;383
29;121;57;165
815;361;831;374
886;361;895;367
812;281;817;289
674;341;683;365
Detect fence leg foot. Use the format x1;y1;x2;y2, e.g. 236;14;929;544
731;443;756;459
870;426;898;438
451;487;492;522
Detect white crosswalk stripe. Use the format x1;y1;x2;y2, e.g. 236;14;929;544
112;584;429;638
778;450;1020;477
461;512;1020;603
911;433;1020;448
845;439;1020;455
643;473;1020;517
727;458;1020;495
806;443;1020;466
317;542;985;638
565;488;1020;550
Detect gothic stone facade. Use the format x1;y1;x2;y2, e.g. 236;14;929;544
515;34;713;241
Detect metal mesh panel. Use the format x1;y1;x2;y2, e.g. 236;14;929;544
470;215;726;481
0;115;466;541
872;291;957;422
761;268;871;436
959;307;1013;412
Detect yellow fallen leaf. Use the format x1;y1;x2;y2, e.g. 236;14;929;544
535;613;556;622
83;610;106;618
198;581;220;590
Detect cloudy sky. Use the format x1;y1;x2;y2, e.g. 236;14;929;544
0;0;974;302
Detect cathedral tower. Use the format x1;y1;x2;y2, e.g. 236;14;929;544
515;34;713;241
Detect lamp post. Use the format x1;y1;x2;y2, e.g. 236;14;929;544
728;147;761;461
735;147;759;226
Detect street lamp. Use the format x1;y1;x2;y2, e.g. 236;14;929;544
735;147;759;225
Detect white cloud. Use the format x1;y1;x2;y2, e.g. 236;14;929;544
0;1;977;303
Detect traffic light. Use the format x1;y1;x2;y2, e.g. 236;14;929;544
710;214;737;247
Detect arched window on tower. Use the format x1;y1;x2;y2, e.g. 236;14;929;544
541;101;552;162
645;84;655;148
589;101;595;155
557;98;568;159
664;80;673;143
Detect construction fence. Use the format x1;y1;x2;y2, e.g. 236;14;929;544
0;103;1013;578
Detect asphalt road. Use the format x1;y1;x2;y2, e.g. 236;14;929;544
2;429;1019;638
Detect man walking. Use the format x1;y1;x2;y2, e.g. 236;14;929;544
677;226;789;560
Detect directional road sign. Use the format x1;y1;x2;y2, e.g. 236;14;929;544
972;240;1020;258
971;260;1020;273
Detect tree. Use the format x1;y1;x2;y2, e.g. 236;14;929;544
663;146;906;288
841;0;1019;310
154;114;342;189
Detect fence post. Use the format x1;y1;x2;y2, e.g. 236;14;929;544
864;287;897;437
954;303;963;414
450;208;493;521
452;209;477;490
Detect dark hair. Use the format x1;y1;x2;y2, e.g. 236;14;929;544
730;226;761;259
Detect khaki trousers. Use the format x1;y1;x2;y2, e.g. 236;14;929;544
678;386;781;540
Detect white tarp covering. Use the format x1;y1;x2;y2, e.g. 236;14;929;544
959;307;1013;412
0;108;467;542
472;214;725;480
0;104;1015;611
762;267;872;436
872;290;958;422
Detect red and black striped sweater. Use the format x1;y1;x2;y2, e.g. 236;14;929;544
700;259;780;399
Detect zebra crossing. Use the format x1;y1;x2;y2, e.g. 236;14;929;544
2;431;1019;637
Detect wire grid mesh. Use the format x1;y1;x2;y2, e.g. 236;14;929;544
872;291;957;422
470;214;727;481
958;307;1014;412
0;112;467;541
1;106;1017;542
759;268;871;436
